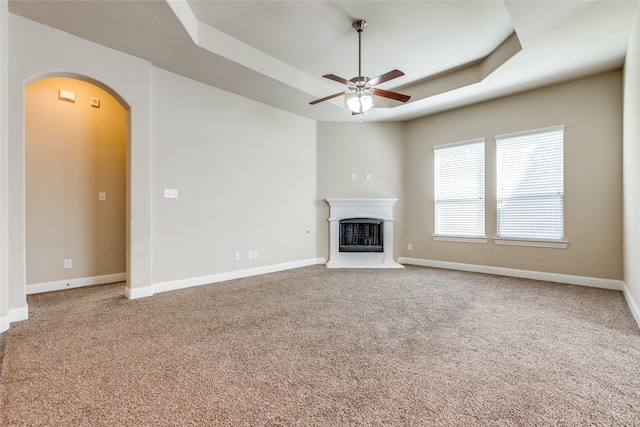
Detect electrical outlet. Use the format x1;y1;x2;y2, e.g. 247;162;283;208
235;252;240;261
408;243;413;251
64;259;72;269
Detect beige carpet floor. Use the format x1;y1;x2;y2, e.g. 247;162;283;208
1;265;639;426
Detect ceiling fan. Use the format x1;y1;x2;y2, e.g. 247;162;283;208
310;19;411;116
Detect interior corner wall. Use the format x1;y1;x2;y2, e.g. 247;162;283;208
7;13;152;313
623;5;640;310
316;122;405;261
403;70;623;280
149;67;316;283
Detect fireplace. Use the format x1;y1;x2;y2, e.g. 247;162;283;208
339;218;383;252
326;198;403;269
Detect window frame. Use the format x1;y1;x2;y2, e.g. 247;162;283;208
433;138;487;243
494;125;568;248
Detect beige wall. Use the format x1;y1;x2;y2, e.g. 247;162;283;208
5;12;317;311
25;77;126;284
316;122;405;260
403;71;623;279
150;67;317;283
7;12;152;313
623;6;640;311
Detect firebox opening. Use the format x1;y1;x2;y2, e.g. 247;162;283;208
339;218;383;253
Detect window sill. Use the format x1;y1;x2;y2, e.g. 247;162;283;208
433;235;488;244
493;238;568;249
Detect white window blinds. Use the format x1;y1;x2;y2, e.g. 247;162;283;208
434;139;485;237
496;125;564;240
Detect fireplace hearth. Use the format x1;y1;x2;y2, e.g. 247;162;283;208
326;198;403;269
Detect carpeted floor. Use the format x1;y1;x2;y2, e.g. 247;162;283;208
1;265;639;426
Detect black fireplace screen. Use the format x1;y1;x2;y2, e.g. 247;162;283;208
339;218;384;252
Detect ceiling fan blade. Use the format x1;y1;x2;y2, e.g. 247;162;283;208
309;91;346;105
367;69;405;87
323;74;355;87
372;88;411;103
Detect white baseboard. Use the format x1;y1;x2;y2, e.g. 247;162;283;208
622;282;640;329
398;257;624;291
8;258;639;331
27;272;127;295
126;258;326;299
0;305;29;332
125;284;154;300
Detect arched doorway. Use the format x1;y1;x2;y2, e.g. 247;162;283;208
25;76;127;293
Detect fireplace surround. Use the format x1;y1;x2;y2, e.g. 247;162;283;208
326;198;403;268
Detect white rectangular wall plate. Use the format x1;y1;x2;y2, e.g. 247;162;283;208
163;188;178;199
58;89;75;103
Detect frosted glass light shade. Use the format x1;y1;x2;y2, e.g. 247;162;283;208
346;93;373;114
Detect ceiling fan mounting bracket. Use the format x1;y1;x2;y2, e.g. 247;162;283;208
352;19;367;33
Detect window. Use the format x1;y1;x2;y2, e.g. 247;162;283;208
434;139;485;240
496;125;565;245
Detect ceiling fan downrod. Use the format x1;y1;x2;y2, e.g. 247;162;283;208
353;19;367;84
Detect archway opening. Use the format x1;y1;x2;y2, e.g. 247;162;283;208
25;76;127;293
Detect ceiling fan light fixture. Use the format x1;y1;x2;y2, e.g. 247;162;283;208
346;91;373;114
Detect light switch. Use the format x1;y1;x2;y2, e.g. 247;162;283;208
98;192;106;201
366;173;372;181
164;188;178;199
351;173;357;180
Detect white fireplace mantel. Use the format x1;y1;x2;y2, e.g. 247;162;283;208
326;198;404;269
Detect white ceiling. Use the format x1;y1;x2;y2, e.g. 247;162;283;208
8;0;640;122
